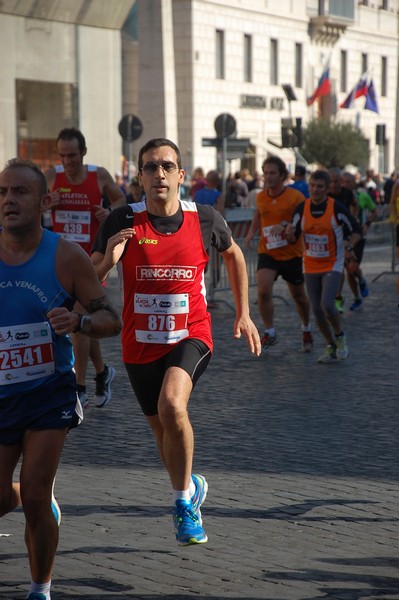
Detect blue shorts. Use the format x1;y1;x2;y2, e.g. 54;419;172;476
0;371;82;446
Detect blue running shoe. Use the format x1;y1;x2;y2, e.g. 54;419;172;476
191;474;208;523
173;499;208;546
359;278;369;298
349;298;362;311
26;594;47;600
51;480;61;526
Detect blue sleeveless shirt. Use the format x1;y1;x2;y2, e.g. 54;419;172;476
0;229;75;398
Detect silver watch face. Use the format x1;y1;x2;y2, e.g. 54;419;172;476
80;315;92;333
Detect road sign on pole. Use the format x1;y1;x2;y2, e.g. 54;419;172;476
213;114;237;192
118;114;143;178
214;113;236;139
202;137;250;154
202;137;221;147
118;114;143;142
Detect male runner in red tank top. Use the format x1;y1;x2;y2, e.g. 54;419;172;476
92;137;261;546
45;128;125;409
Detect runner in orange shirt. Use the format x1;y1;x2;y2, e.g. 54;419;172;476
245;156;312;352
286;170;361;363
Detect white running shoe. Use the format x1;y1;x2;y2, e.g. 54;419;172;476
335;333;349;360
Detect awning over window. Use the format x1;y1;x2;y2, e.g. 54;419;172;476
0;0;136;30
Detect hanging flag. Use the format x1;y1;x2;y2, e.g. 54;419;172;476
353;73;369;99
340;88;356;109
340;72;369;109
364;79;379;113
307;66;331;106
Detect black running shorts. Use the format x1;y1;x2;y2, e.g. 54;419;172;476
353;238;366;264
257;254;304;285
124;338;212;416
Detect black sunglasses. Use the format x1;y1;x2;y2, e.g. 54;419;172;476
141;161;179;175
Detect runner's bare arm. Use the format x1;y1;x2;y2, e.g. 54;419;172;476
43;168;60;208
98;167;126;208
48;240;122;337
245;209;260;247
92;228;136;282
92;168;127;223
221;239;261;356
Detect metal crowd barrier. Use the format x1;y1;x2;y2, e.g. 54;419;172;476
207;235;259;305
207;209;257;307
206;208;398;303
371;220;397;281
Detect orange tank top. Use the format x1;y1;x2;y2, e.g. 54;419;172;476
302;197;344;273
256;187;304;260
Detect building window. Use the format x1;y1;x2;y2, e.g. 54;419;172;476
244;34;252;83
216;29;225;79
16;79;78;170
340;50;347;92
295;43;302;88
270;39;278;85
361;53;368;74
381;56;387;96
328;0;355;19
381;0;388;8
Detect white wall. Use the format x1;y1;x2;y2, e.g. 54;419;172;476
78;26;122;174
0;14;123;175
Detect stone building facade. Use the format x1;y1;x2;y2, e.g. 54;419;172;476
0;0;398;178
124;0;398;176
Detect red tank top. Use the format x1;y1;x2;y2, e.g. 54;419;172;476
52;165;102;255
301;197;344;273
120;201;212;364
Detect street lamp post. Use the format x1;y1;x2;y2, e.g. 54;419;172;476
282;83;297;121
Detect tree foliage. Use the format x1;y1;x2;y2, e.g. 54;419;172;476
301;119;369;169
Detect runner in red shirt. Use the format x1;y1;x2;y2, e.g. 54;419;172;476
45;128;125;409
92;138;261;546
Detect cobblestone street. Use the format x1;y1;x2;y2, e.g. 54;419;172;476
1;242;399;600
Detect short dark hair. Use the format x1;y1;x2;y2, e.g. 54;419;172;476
327;167;342;178
342;171;355;183
310;169;330;187
56;128;87;153
262;155;288;179
295;165;307;177
138;138;181;170
130;176;141;187
3;158;48;197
